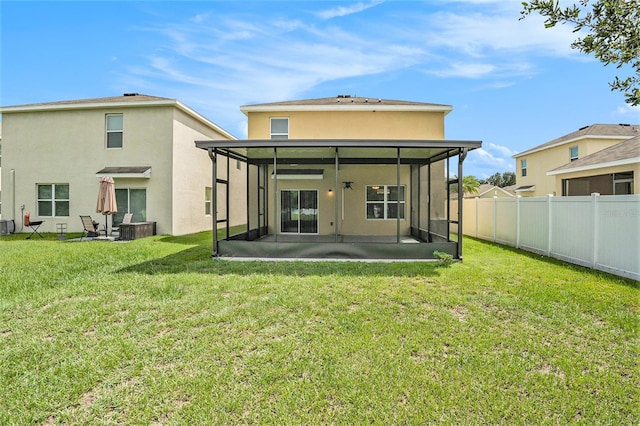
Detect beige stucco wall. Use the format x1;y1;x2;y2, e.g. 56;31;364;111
1;103;239;236
266;164;413;236
245;106;449;236
248;110;446;139
515;137;631;197
171;109;243;235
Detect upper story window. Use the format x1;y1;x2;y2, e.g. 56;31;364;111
521;159;527;177
570;146;579;162
37;183;69;217
106;114;123;148
270;117;289;140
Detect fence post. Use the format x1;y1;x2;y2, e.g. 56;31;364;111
547;194;553;256
493;196;498;242
591;193;600;269
475;196;479;239
515;195;521;249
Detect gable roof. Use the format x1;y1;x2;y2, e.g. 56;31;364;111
451;184;515;199
513;123;640;158
241;95;452;115
547;136;640;176
0;93;237;140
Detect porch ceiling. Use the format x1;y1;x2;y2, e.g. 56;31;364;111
195;139;482;164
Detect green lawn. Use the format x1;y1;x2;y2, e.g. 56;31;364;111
0;232;637;424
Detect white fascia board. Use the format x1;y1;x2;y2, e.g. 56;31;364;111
0;99;178;113
513;135;634;158
174;101;237;140
547;157;640;176
240;104;453;116
95;171;151;179
514;186;535;192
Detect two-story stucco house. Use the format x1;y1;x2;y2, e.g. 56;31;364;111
513;123;639;196
196;95;481;260
0;93;244;236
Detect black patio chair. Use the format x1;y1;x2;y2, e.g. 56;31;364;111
24;212;44;239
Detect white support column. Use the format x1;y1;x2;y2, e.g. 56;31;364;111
516;195;521;249
547;194;553;256
591;193;600;268
475;196;479;239
493;196;498;242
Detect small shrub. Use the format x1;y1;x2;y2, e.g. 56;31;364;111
433;250;454;266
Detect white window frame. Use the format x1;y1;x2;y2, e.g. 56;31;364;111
521;159;527;177
365;185;406;220
570;146;579;162
270;117;289;140
37;183;70;217
106;113;124;149
205;187;212;215
613;172;634;195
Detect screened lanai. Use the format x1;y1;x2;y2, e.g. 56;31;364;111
195;139;481;260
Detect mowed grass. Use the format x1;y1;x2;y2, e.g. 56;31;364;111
0;231;637;424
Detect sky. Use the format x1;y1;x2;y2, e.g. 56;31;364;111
2;0;638;179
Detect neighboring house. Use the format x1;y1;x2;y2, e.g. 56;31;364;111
548;135;639;195
0;94;243;236
196;95;481;260
513;123;639;196
463;184;515;199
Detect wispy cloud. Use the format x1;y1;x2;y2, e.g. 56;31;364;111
466;142;516;177
612;103;640;119
316;1;384;19
428;62;496;79
122;1;598;140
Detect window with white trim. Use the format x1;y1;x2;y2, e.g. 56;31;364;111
521;159;527;177
37;184;69;217
570;146;579;161
106;114;123;148
270;117;289;140
205;187;212;215
366;185;405;220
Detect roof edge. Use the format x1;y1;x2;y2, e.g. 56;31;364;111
513;135;635;158
546;157;640;176
1;97;237;141
240;104;453;116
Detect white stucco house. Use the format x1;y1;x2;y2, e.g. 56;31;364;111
0;93;245;236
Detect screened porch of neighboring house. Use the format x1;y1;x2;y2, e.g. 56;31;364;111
195;139;481;260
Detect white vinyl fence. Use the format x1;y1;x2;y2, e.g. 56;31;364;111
451;194;639;280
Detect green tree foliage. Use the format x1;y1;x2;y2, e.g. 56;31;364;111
521;0;640;106
481;172;516;187
450;175;481;194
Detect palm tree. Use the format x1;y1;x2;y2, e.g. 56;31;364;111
450;175;480;195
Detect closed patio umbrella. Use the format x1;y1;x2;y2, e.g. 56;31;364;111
96;176;118;235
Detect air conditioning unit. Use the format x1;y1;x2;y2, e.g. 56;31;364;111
0;219;16;235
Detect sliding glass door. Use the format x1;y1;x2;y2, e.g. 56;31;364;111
281;190;318;234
